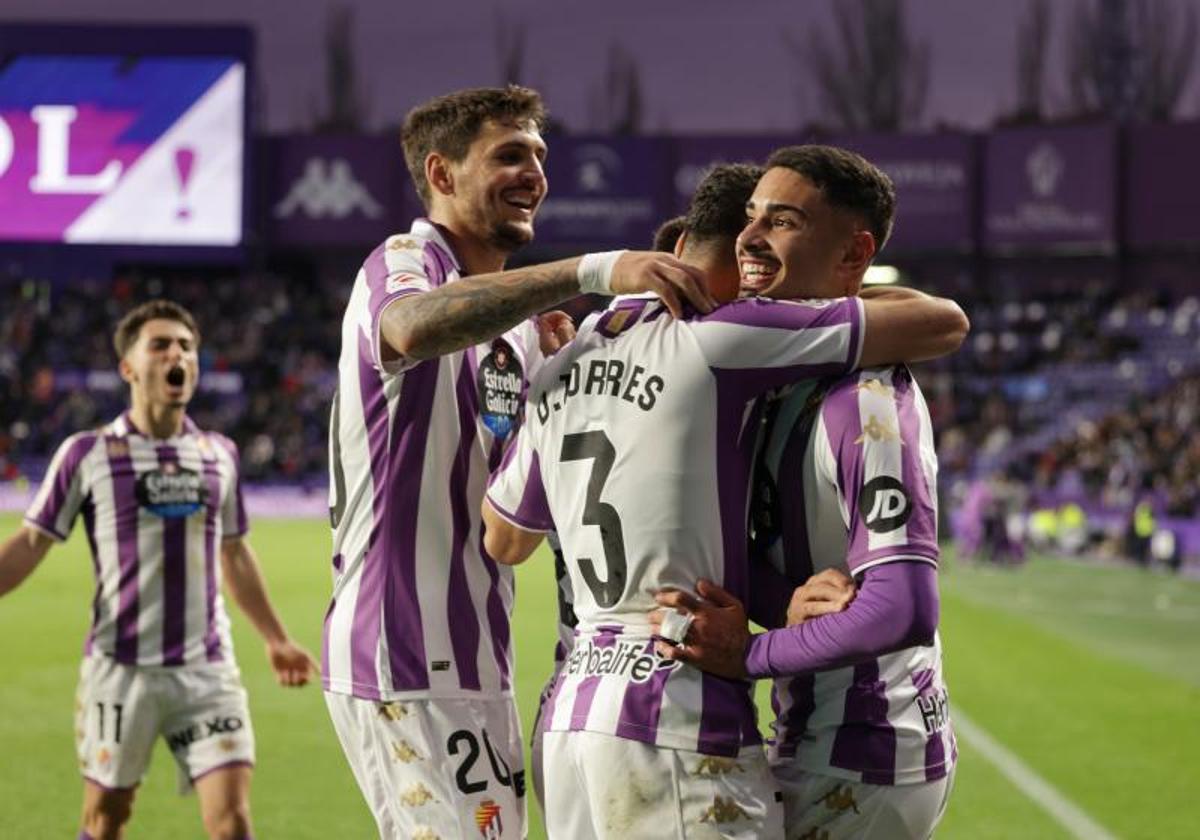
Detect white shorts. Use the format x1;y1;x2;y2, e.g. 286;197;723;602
773;764;955;840
325;692;526;840
529;672;558;810
75;655;255;794
542;730;784;840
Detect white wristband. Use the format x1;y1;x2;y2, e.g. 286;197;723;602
577;250;626;295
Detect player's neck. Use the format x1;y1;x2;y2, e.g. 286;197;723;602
128;399;186;440
430;218;507;276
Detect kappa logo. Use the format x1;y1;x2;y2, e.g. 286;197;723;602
475;798;504;839
274;157;384;220
400;782;437;807
392;739;423;763
819;783;861;814
855;414;900;444
699;796;750;825
859;476;912;533
694;757;743;777
856;378;894;398
377;701;411;722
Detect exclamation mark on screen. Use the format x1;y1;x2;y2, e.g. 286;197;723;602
175;147;196;219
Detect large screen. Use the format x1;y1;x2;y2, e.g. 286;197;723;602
0;50;246;247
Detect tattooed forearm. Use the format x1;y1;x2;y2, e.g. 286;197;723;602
381;257;582;361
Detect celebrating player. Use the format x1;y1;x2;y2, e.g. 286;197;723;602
653;145;959;839
482;156;967;837
320;85;719;838
0;300;317;840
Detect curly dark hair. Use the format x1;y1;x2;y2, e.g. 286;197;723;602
401;85;547;209
652;215;687;252
684;162;765;245
112;299;200;359
765;145;896;252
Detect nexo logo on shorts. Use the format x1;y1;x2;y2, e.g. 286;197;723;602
859;476;912;533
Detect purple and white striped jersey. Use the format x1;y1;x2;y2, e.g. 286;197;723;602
322;218;540;701
24;413;245;667
487;293;864;756
760;366;956;785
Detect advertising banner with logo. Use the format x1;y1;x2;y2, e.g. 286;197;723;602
834;132;976;253
983;125;1117;252
0;54;246;246
1125;121;1200;248
263;134;412;247
670;135;800;215
537;136;675;249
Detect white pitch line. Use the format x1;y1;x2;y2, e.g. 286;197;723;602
953;708;1120;840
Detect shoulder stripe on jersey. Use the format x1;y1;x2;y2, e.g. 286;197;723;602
27;432;99;539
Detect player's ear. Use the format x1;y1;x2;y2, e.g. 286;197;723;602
118;356;136;385
673;230;688;259
426;152;455;199
839;229;875;296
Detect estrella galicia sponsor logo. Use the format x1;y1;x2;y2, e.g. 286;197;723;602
859;476;912;533
477;339;523;439
564;637;680;683
166;715;244;752
135;463;207;518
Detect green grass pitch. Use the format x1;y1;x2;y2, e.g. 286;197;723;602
1;514;1197;837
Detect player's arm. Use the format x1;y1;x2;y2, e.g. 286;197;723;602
381;251;715;364
858;287;970;367
219;537;318;686
0;526;55;597
651;563;934;680
482;500;545;565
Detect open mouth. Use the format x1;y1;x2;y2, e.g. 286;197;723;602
166;366;186;388
501;189;538;215
739;259;780;293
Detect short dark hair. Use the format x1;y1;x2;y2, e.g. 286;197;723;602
113;300;200;359
401;85;547;209
765;145;896;252
652;215;687;252
684;163;765;245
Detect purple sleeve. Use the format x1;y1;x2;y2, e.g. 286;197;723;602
744;561;938;679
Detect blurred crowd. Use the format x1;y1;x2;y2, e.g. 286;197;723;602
1;269;345;484
3;272;1198;530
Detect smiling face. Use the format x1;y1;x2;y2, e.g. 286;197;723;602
737;165;881;302
119;318;199;411
435;118;548;253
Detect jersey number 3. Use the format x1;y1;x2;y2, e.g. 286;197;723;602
561;431;627;607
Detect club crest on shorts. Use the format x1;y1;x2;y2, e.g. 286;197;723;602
136;462;208;518
475;798;504;838
478;338;523;439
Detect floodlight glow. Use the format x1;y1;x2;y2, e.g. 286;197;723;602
864;265;901;285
